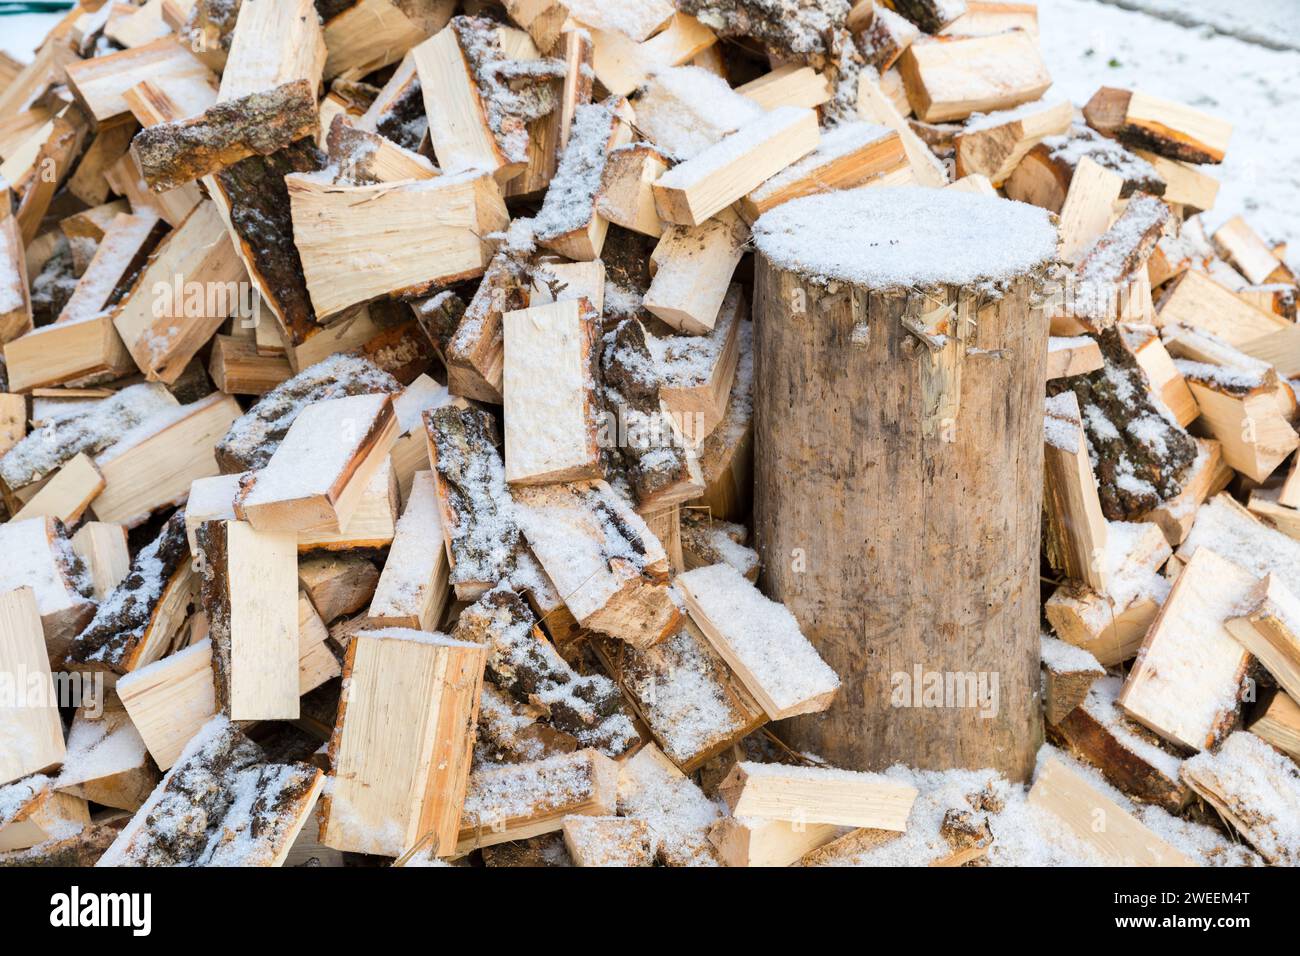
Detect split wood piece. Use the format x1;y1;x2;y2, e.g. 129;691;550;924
54;710;159;812
1083;87;1231;165
718;762;917;831
1043;390;1109;592
1050;676;1190;812
1237;284;1297;324
1225;574;1300;705
1045;582;1161;670
559;0;676;43
562;815;653;867
855;73;948;187
585;13;717;97
60;199;131;256
1118;547;1255;752
0;778;90;853
1003;125;1165;214
366;471;449;630
505;26;593;200
115;639;216;770
389;374;459;504
0;519;96;658
292;452;397;552
104;0;170;49
852;6;919;72
216;0;325;102
1046;335;1103;380
112;201;248;384
195;520;300;721
287;170;508;322
64;37;217;124
321;627;486;858
1137;150;1220;215
1249;691;1300;762
444;251;529;403
595;144;668;239
643;208;748;334
132;80;318;193
533;98;632;260
10;115;86;248
10;452;103;524
1279;454;1300;511
235;392;397;534
92;391;242;527
942;1;1038;35
0;818;128;867
512;480;679;648
616;742;720;866
502;298;603;485
1028;756;1193;866
39;208;162;326
1238;323;1300;380
354;49;424;147
1156;269;1288;347
1056;156;1125;265
0;393;24;459
679;513;758;580
1181;731;1300;866
1125;327;1198;428
208;334;292;395
708;813;843;867
64;512;192;676
104;142;204;229
0;39;79;122
457;749;618;855
71;522;131;601
735;64;832;111
590;619;764;770
424;406;524;600
1040;634;1104;726
652;106;819;228
1244;485;1300;545
678;563;840;720
297;592;341;695
300;553;379;625
529;257;606;313
897;32;1050;124
693;318;753;522
324;114;438;185
1212;216;1293;286
1144;438;1230;546
0;209;31;345
1176;493;1300;602
1067;192;1171;330
0;588;66;786
739;122;908;223
654;286;744;438
453;587;638;756
99;715;323;866
954;98;1070;186
322;0;425;81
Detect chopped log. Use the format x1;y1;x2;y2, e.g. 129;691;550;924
897;32;1051;124
196;519;301;721
324;114;438;185
322;0;425;81
513;479;680;648
643;208;749;335
735;64;831;111
389;374;459;503
0;820;126;868
444;250;528;403
300;553;378;625
1043;391;1110;592
708;815;844;868
70;522;131;601
10;452;103;524
718;762;917;830
1145;438;1230;546
0;519;96;658
883;0;967;33
654;287;744;438
1124;325;1198;428
0;588;66;785
1132;149;1218;213
679;513;758;580
54;710;159;812
1212;216;1294;286
1118;547;1254;752
1250;691;1300;762
955;98;1070;186
678;563;840;720
852;6;919;73
562;815;653;867
1040;634;1104;727
1056;155;1124;265
1181;731;1300;866
216;0;325;101
586;13;717;97
1028;755;1193;866
616;742;720;866
1046;335;1103;380
366;471;449;631
595;144;669;239
115;639;217;770
65;37;216;124
320;627;486;858
1225;574;1300;705
0;208;32;345
1156;268;1288;347
855;73;948;188
1083;87;1231;165
0;777;90;853
208;334;293;395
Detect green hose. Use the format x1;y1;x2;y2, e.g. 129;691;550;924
0;2;76;14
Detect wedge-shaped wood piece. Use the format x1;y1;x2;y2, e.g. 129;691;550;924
1046;335;1103;380
680;514;757;580
1118;547;1254;752
113;201;248;384
366;472;449;631
709;814;843;868
502;298;602;485
1156;269;1288;347
1056;155;1124;265
115;639;217;771
855;73;948;187
324;114;439;185
1250;691;1300;762
208;334;292;395
92;391;242;527
1125;326;1197;428
595;143;668;238
297;591;341;694
1084;87;1231;165
1051;676;1190;812
1043;391;1110;592
737;64;832;110
955;98;1071;186
456;749;618;854
1028;755;1193;866
288;170;508;321
11;452;103;524
0;209;31;345
65;513;193;676
0;588;66;786
217;0;326;101
133;79;319;192
0;777;90;853
1225;574;1300;705
1212;216;1293;286
65;37;216;123
320;628;486;858
71;522;131;601
54;711;159;812
512;480;680;648
1147;439;1229;546
643;207;748;334
236;393;398;534
616;742;720;866
1181;732;1300;866
1040;634;1105;726
293;451;398;553
196;520;300;721
652;106;819;227
897;32;1051;124
562;815;653;867
677;562;840;720
322;0;424;81
586;12;717;97
1132;149;1217;213
654;285;744;437
739;121;907;223
444;251;528;403
0;519;96;657
718;761;917;831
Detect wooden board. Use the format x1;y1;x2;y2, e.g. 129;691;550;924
0;588;65;786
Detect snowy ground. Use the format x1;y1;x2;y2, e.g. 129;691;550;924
3;3;1297;254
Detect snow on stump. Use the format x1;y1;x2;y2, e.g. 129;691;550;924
750;186;1058;781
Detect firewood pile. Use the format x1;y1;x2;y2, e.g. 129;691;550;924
0;0;1297;869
